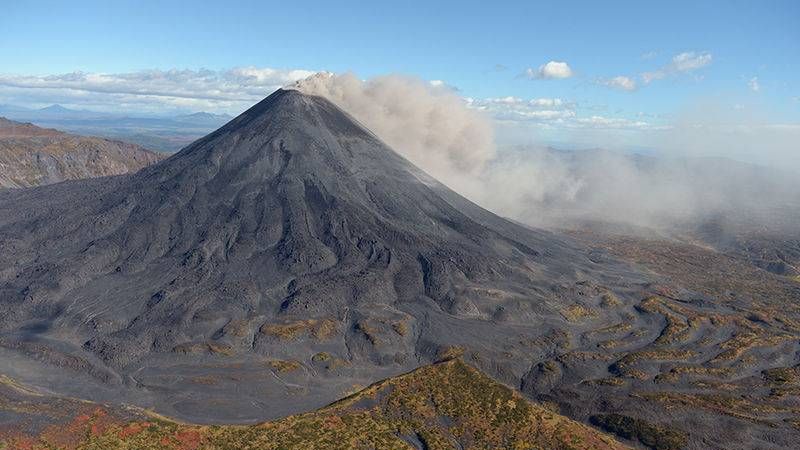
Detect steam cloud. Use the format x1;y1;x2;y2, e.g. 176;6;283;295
292;73;800;233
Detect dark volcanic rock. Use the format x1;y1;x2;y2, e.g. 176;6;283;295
0;89;646;423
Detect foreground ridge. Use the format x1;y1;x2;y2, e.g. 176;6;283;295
0;359;630;450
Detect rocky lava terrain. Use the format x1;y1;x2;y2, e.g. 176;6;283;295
0;118;164;188
0;89;798;449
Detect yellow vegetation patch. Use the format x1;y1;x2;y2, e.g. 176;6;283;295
634;392;787;426
267;359;302;373
711;332;795;363
600;292;622;307
583;377;626;387
391;320;408;336
597;340;624;350
587;322;633;337
172;341;235;356
562;304;598;322
656;366;734;384
190;375;219;385
260;318;338;340
311;352;349;370
436;345;466;361
763;366;800;384
311;352;331;362
354;320;380;345
222;319;250;338
616;349;696;367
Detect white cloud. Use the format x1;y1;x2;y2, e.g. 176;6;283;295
465;95;668;133
484;96;525;105
470;96;577;123
602;76;637;91
528;98;565;108
572;115;659;130
671;51;713;71
641;51;713;85
0;67;316;113
478;97;567;108
524;61;573;80
0;66;669;137
748;76;760;92
640;71;665;84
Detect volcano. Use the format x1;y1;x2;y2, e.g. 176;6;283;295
0;89;647;422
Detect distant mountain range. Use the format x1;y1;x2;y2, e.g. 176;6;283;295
0;117;165;188
0;104;233;152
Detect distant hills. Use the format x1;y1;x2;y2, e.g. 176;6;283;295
0;117;165;188
0;104;233;152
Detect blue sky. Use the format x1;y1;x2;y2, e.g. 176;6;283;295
0;0;798;155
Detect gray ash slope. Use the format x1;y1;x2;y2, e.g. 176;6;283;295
0;90;648;423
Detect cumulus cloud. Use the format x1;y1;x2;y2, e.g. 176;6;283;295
641;51;712;84
601;76;637;91
524;61;573;80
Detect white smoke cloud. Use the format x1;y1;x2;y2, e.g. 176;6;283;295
291;72;800;233
291;72;497;196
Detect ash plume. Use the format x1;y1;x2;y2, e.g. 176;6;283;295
292;73;800;234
